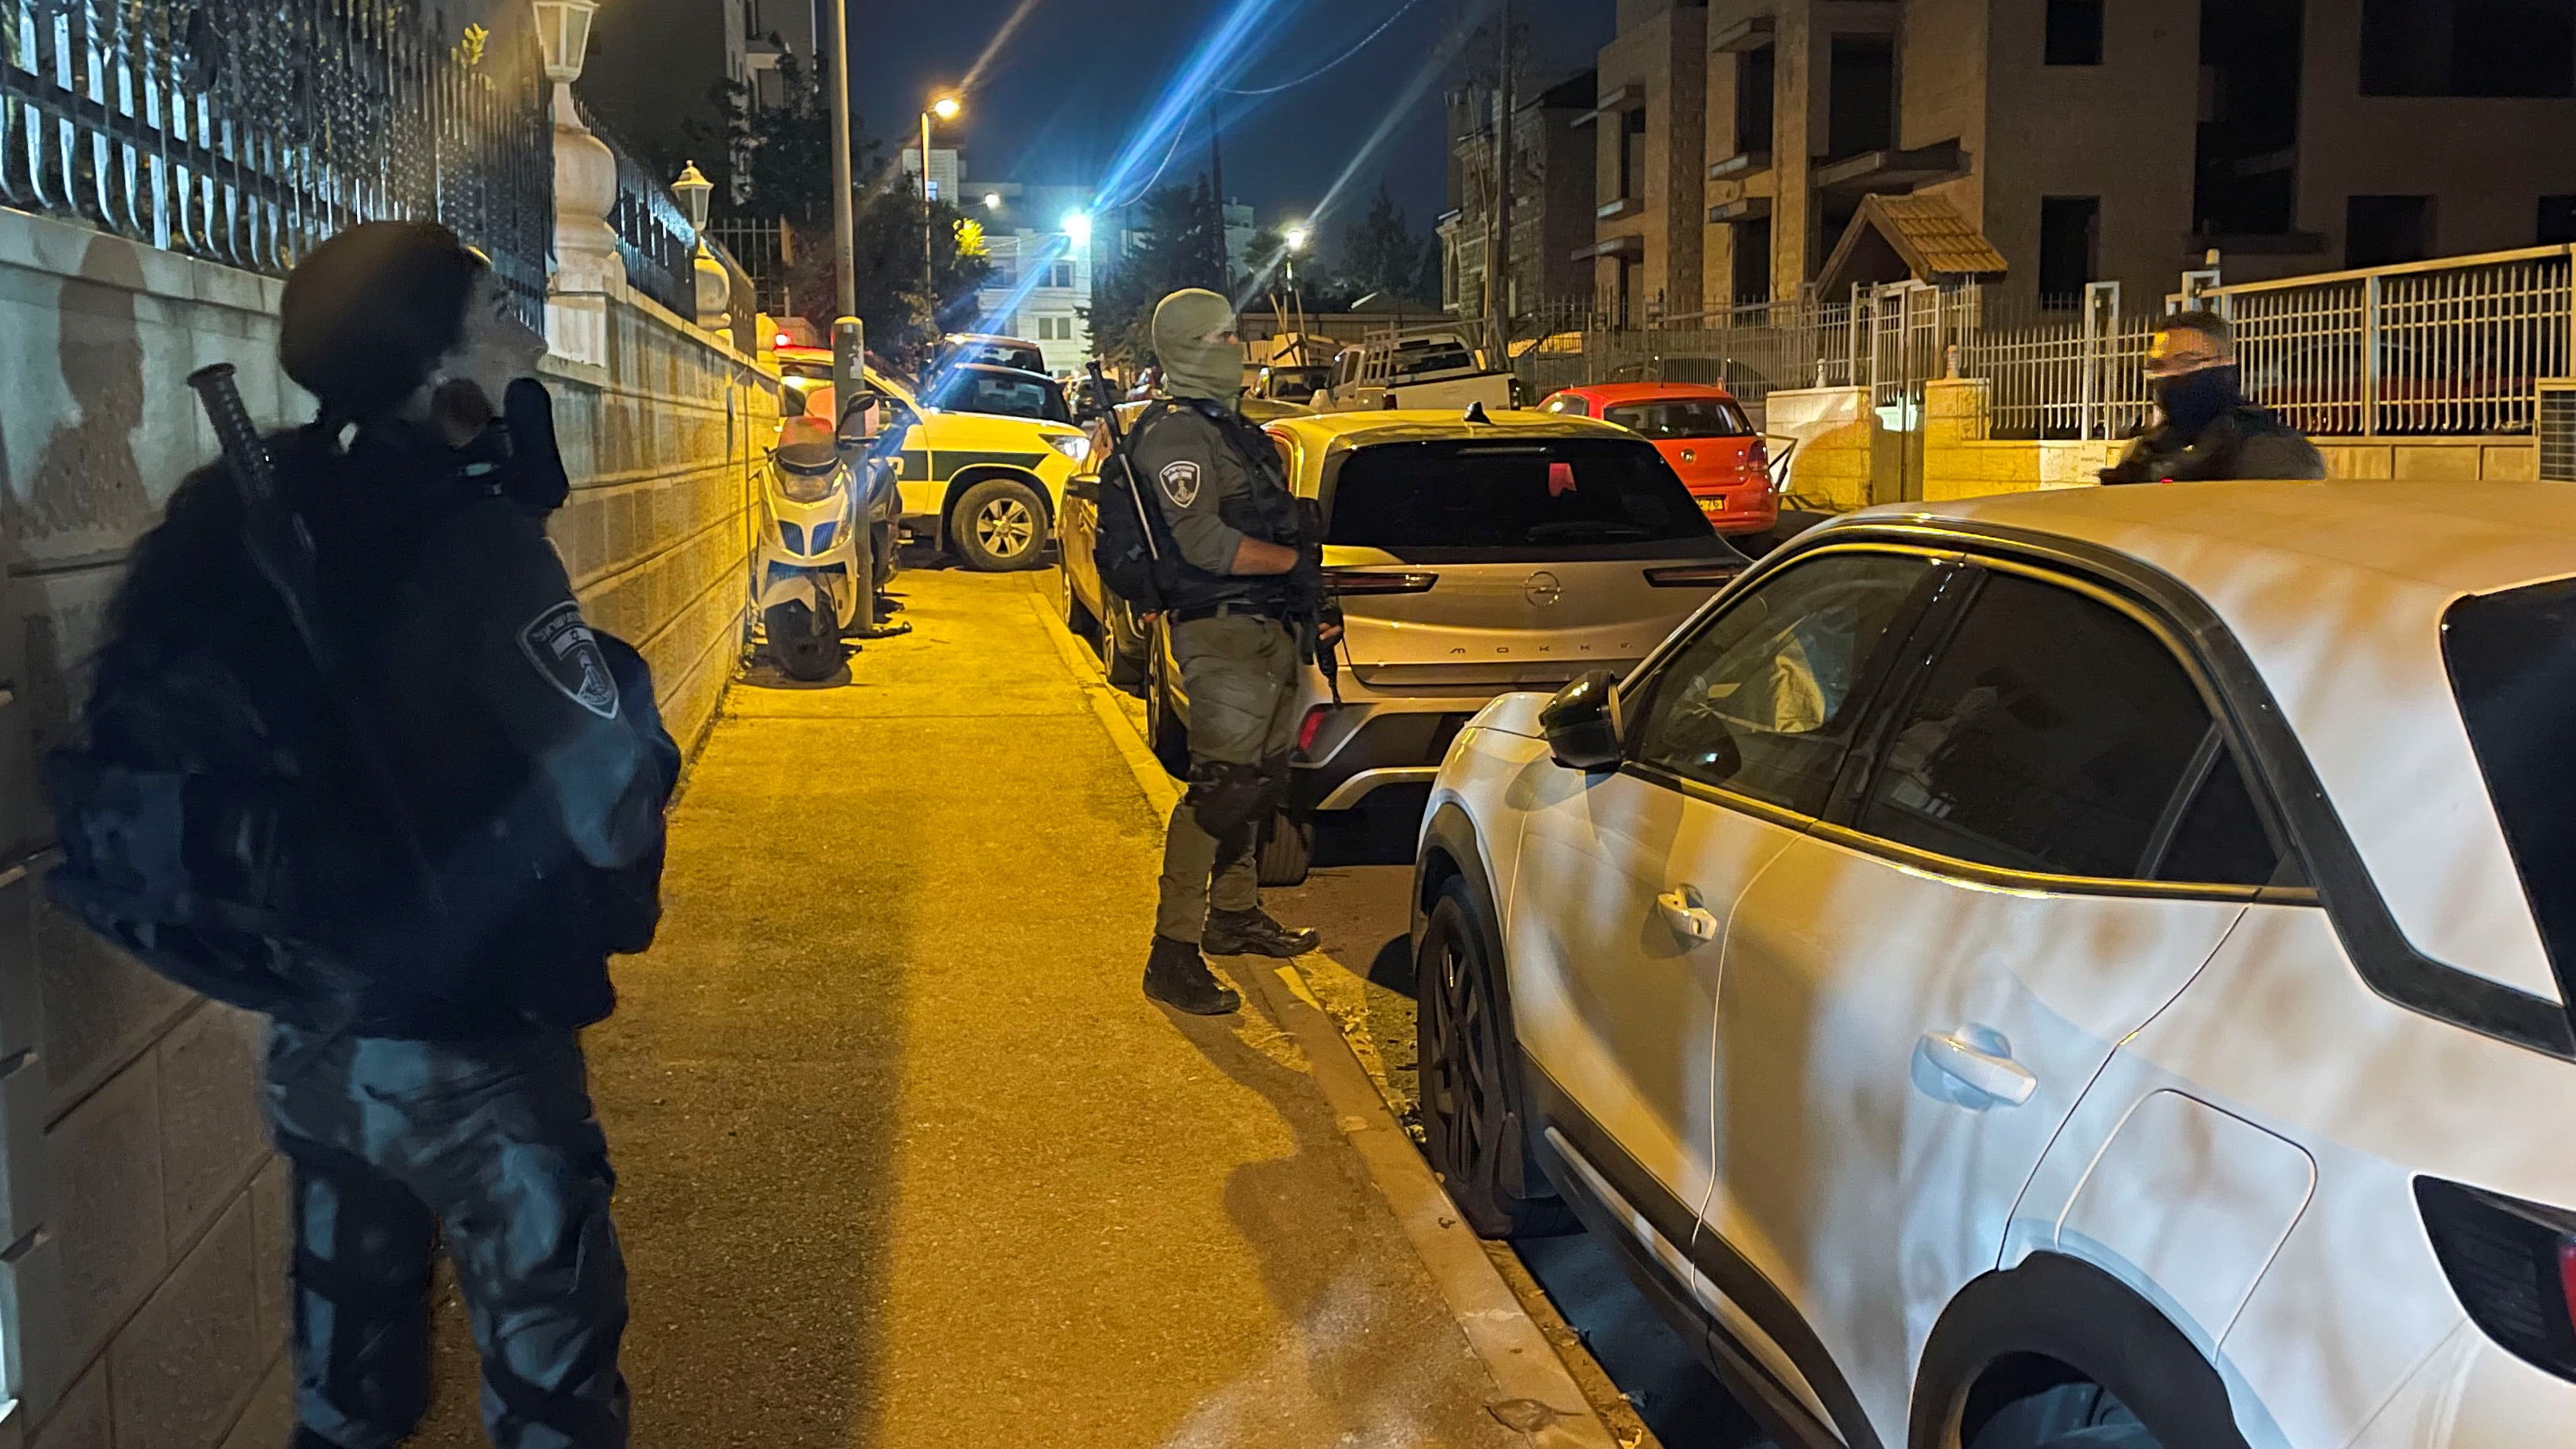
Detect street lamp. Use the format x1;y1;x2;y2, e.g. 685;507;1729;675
983;193;1003;212
674;161;731;331
920;92;963;339
1062;210;1093;249
1282;222;1310;294
530;0;597;88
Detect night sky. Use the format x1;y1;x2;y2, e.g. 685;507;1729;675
844;0;1612;257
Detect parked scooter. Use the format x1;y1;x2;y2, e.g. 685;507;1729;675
756;403;901;681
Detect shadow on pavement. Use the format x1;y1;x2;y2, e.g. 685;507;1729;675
1513;1233;1780;1449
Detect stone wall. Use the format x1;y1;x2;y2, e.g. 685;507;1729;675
0;206;774;1449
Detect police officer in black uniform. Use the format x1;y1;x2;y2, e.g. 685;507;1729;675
1129;288;1324;1015
86;222;671;1447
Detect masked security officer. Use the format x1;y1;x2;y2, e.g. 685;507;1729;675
69;222;672;1447
1128;289;1325;1014
2100;309;2325;484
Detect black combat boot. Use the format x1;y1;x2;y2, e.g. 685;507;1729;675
1144;935;1241;1015
1202;907;1321;959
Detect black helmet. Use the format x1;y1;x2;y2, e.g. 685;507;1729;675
280;221;487;423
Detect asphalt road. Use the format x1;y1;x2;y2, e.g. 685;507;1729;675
403;564;1550;1447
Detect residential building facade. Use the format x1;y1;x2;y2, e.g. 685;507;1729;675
1441;70;1602;319
962;179;1098;373
1578;0;2576;315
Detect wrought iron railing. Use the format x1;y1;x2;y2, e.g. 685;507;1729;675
0;0;551;320
706;214;791;317
573;96;696;320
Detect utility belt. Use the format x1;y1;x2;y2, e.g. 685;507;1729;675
1165;600;1295;626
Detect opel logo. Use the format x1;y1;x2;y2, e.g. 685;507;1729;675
1524;570;1564;607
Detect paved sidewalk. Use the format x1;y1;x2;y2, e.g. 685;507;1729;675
410;566;1534;1447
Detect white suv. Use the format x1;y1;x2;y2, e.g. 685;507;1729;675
1415;481;2576;1449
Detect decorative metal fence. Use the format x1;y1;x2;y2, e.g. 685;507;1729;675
574;95;697;320
706;215;791;317
2209;247;2572;438
0;0;552;319
1506;245;2576;443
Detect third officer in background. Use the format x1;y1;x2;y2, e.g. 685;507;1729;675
1129;288;1324;1015
2100;308;2326;484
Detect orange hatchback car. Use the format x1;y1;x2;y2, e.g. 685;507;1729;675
1540;383;1776;538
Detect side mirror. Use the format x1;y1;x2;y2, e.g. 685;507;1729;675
1541;669;1625;772
837;394;881;447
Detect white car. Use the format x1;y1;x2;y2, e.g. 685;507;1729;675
1415;481;2576;1449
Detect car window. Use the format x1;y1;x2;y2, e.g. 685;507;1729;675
926;370;1069;422
1324;438;1716;558
2444;577;2576;983
1856;570;2255;882
1628;552;1935;814
1606;398;1753;439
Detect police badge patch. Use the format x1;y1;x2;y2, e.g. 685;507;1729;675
518;601;621;720
1159;459;1202;509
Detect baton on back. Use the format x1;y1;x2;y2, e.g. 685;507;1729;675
185;363;444;908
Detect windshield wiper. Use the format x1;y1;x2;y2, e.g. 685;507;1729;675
1527;519;1653;542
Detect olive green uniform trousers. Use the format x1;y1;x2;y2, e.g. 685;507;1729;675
1155;613;1303;943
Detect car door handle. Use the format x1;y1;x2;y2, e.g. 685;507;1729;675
1655;888;1721;944
1915;1029;2038;1108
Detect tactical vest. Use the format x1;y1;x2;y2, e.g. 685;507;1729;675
1133;399;1302;617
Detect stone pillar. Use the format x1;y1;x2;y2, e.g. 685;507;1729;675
549;81;624;369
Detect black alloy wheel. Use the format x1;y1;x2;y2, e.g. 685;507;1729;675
1105;599;1150;693
1255;810;1312;887
1416;878;1576;1239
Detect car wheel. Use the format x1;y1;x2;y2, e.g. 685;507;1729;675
1417;876;1578;1239
1145;653;1190;779
1970;1383;2157;1449
1062;571;1101;645
1256;810;1312;887
765;601;843;682
951;478;1050;572
1105;599;1150;693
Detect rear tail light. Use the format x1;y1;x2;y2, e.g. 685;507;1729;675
1645;562;1749;588
2418;1176;2576;1381
1324;570;1439;596
1296;705;1332;756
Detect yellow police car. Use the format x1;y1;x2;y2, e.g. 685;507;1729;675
775;347;1091;571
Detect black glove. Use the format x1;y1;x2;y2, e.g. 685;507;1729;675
499;377;571;515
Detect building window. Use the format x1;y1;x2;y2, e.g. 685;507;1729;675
2348;195;2435;268
2039;197;2101;308
1828;36;1896;158
1620;107;1648;202
1733;216;1772;307
1047;261;1076;289
1737;46;1776;155
1033;316;1078;342
2362;0;2576;97
2542;196;2576;244
2046;0;2105;65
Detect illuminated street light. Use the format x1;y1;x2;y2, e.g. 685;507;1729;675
921;93;965;331
1283;224;1310;252
983;193;1003;212
1062;211;1094;248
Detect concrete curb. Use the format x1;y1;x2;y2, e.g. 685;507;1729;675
1019;576;1623;1449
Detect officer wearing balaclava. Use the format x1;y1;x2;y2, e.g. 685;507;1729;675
2100;309;2324;484
1126;288;1324;1014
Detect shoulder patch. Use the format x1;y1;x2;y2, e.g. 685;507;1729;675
518;601;620;721
1159;459;1203;510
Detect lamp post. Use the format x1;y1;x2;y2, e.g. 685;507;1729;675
920;93;961;340
673;161;732;333
530;0;617;364
1281;223;1309;296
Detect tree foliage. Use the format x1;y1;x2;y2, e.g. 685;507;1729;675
701;58;990;367
1082;178;1233;367
1336;183;1439;307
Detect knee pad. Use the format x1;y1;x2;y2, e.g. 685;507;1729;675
1186;759;1269;837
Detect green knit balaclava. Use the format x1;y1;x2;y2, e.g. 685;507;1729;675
1152;288;1241;403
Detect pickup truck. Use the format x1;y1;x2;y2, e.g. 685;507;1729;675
1309;329;1518;415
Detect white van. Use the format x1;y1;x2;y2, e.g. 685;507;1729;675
1310;328;1518;415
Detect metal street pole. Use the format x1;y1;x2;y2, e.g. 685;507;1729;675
824;0;855;324
1490;0;1513;365
920;109;936;335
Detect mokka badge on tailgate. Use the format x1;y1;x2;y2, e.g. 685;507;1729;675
519;601;620;720
1160;459;1202;509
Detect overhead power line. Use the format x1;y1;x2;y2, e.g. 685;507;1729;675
1219;0;1427;95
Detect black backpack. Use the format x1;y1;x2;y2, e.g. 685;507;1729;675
1094;401;1187;613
